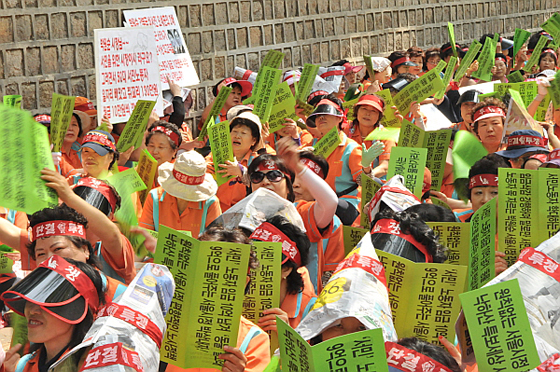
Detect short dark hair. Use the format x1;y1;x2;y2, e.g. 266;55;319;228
230;118;261;150
199;226;259;271
405;204;457;223
72;113;83;137
472;97;507;133
467;153;510;199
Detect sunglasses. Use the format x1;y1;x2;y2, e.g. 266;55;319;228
250;170;284;184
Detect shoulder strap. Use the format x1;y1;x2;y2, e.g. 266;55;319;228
239;326;263;354
199;196;218;236
16;353;35;372
150;189;161;232
6;209;16;224
301;297;317;321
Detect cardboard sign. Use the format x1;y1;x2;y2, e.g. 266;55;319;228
313;127;341;159
459;279;540;371
506;70;525;83
495;82;537;108
116;100;156;152
296;64;321;102
434;56;457;99
3;95;22;108
136;149;158;204
534;93;552;121
387;147;428;198
377;250;467;345
454;40;483;82
513;28;532;57
278;320;389;372
393;68;445;117
252;67;282;124
198;85;232;139
472;37;497;82
468;200;496;291
427;222;470;266
503;93;544;139
95;27;163;124
50;93;76;152
0;105;57;214
525;35;550;71
250;50;285;99
451;130;488;182
376;89;401;128
155;226;250;369
447;22;457;56
123;7;199;89
342;226;369;256
268;82;298;133
208;119;235;187
360;173;381;228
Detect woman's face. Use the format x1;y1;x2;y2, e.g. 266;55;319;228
321;317;367;341
225;86;243;109
81;148;114;177
373;66;392;84
25;302;74;348
293;174;313;201
426;56;441;71
147;132;176;166
460;102;477;124
315;114;341;136
540;55;557;71
476;117;504;149
396;65;410;75
471;186;498;212
250;169;289;199
64;117;80;144
230;124;257;156
409;57;423;75
493;60;507;77
356;106;380;128
34;236;89;265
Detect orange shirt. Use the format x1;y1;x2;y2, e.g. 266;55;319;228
62;142;82;169
281;267;317;328
139;187;222;238
165;316;270;372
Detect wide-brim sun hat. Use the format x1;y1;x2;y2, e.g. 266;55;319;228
495;129;550;159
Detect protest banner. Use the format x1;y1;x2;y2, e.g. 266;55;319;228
375;89;401;128
427;222;470;266
525;35;550;72
434;56;457;100
377;250;467;345
360;173;381;227
208;119;235;187
343;226;369;256
513;28;532;57
447;22;458;56
50;93;76;152
318;66;346;93
0;105;57;214
268;82;298;133
506;70;525;83
116;100;156;152
468;199;496;291
313;127;341;159
123;7;199;89
459;279;540;371
198;85;232;139
472;37;497;81
503;93;544;139
278;320;389;372
136;149;158;204
393;69;445;117
453;40;483;82
494;81;538;108
387;147;428;198
296;64;321;102
252;67;282;124
95;27;163;124
155;226;250;369
3;95;22;108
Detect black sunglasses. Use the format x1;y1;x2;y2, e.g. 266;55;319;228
250;170;284;184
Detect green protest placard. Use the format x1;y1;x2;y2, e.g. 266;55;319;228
3;95;22;108
538;168;560;240
208;119;235;187
198;86;232;139
296;98;315;118
253;67;282;124
387;147;428;198
428;222;470;266
277;319;389;372
377;250;467;345
525;35;549;72
343;226;369;256
451;130;488;181
363;55;375;79
459;279;540;372
296;64;320;102
453;40;483;82
434;56;457;100
430;197;452;210
434;59;447;74
261;50;284;70
506;70;525;83
494;82;537;108
136;149;158;205
513;28;532;57
251;50;285;99
360;173;381;227
50;93;76;152
472;37;497;82
534;94;552;121
364;127;400;142
0;252;14;274
468;199;496;291
448;22;457;56
549;70;560;109
393;68;445;117
155;226;251;369
0;105;58;214
313;127;341;159
116;100;156;152
268;82;298;133
541;17;560;46
343;97;359;122
376;89;401;128
397;120;423;148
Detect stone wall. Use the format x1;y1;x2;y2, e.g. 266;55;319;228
1;0;559;124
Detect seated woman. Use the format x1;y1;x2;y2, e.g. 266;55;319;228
145;120;182;169
538;48;558;73
68;130;120;184
1;256;106;372
471;98;507;154
140;150;221;238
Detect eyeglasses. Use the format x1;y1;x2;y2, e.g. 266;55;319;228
250;170;284;184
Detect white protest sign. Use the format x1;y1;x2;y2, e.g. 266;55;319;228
421;103;454;131
123;7;200;90
95;27;163;124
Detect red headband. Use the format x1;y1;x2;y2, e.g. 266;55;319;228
151;126;180;147
250;222;301;266
172;169;205;185
472;106;506;122
43;255;99;311
507;135;547;148
32;220;87;242
372;219;432;263
386;342;453;372
34;114;51;123
75;177;119;213
82;132;116;152
301;158;325;178
542;48;557;58
548;148;560;161
391;57;411;68
308;90;329;101
469;174;498;189
495;56;507;63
